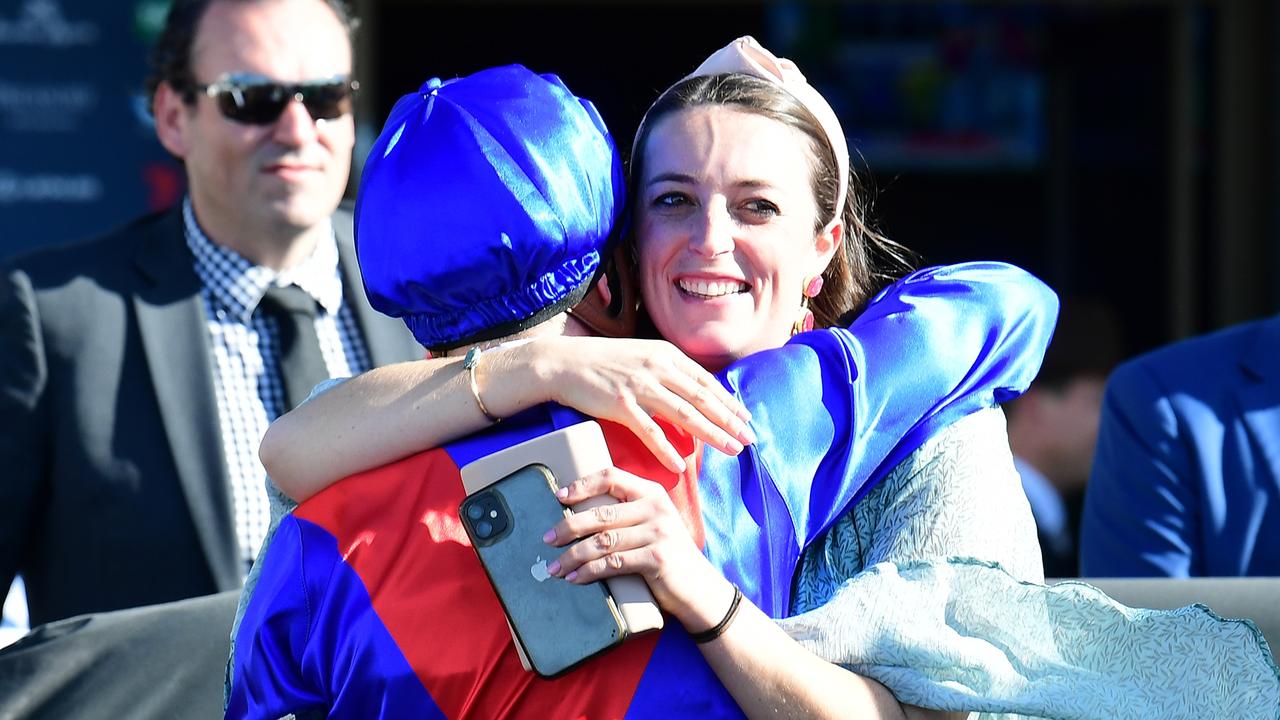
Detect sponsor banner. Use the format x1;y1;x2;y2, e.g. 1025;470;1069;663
0;0;182;259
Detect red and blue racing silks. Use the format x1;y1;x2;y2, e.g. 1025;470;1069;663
227;262;1058;719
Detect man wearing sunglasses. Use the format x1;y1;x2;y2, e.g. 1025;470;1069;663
0;0;418;677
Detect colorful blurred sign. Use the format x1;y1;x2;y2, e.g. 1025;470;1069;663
0;0;181;260
769;3;1046;172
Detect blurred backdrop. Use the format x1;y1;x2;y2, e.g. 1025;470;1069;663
2;0;1277;357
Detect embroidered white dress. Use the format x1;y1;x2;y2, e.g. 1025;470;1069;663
785;408;1278;719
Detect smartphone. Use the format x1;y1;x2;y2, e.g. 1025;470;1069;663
460;463;626;678
459;421;663;674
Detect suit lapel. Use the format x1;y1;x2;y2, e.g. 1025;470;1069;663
1235;317;1280;478
332;206;423;367
132;208;241;591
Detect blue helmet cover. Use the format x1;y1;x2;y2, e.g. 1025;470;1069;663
355;65;625;350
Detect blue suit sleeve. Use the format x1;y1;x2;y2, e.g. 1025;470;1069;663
701;262;1057;615
1081;361;1197;577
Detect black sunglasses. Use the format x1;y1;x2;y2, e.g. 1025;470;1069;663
192;73;359;126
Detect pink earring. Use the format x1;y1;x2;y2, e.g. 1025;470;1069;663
792;309;815;336
804;276;824;299
792;276;824;336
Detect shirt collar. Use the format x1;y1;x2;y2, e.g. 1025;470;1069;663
182;196;343;323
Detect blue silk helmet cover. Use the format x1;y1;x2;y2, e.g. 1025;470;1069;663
355;65;625;350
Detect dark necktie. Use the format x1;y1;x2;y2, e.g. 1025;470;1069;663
257;285;329;413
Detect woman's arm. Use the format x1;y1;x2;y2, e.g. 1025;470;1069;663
265;260;1054;528
546;467;962;720
261;336;754;502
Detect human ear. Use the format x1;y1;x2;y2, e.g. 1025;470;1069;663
152;82;191;159
594;275;613;307
566;246;638;339
811;219;843;274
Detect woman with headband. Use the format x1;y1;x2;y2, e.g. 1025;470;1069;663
259;40;1276;717
232;60;1050;719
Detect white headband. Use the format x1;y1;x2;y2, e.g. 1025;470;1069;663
683;36;849;225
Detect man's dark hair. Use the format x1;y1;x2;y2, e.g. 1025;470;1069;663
145;0;358;113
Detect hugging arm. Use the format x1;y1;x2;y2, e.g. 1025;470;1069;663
255;261;1053;717
264;262;1054;516
701;261;1056;611
786;260;1058;542
260;336;755;501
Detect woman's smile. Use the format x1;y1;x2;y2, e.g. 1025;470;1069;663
675;276;751;300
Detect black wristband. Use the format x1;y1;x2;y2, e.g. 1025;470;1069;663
689;584;743;644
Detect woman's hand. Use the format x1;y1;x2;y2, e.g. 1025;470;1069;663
543;466;956;720
542;466;734;632
502;337;756;473
262;335;754;502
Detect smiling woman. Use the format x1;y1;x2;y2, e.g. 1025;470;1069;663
636;104;838;369
246;38;1059;720
235;33;1280;720
243;36;1278;720
629;58;916;363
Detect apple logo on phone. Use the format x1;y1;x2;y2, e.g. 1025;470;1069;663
530;556;551;582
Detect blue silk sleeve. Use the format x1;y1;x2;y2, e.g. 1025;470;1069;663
228;515;448;719
699;262;1058;616
226;517;328;719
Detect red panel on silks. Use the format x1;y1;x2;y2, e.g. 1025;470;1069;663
228;402;743;719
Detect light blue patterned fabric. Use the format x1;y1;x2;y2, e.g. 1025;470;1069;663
785;409;1280;719
793;407;1044;608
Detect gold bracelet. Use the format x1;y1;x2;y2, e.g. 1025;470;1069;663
462;347;499;423
689;584;743;644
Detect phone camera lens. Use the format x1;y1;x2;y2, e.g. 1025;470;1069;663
466;503;484;520
475;520;493;538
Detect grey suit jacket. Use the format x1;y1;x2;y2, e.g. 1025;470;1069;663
0;205;421;625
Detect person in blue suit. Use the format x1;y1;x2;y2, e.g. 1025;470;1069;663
1082;316;1280;577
